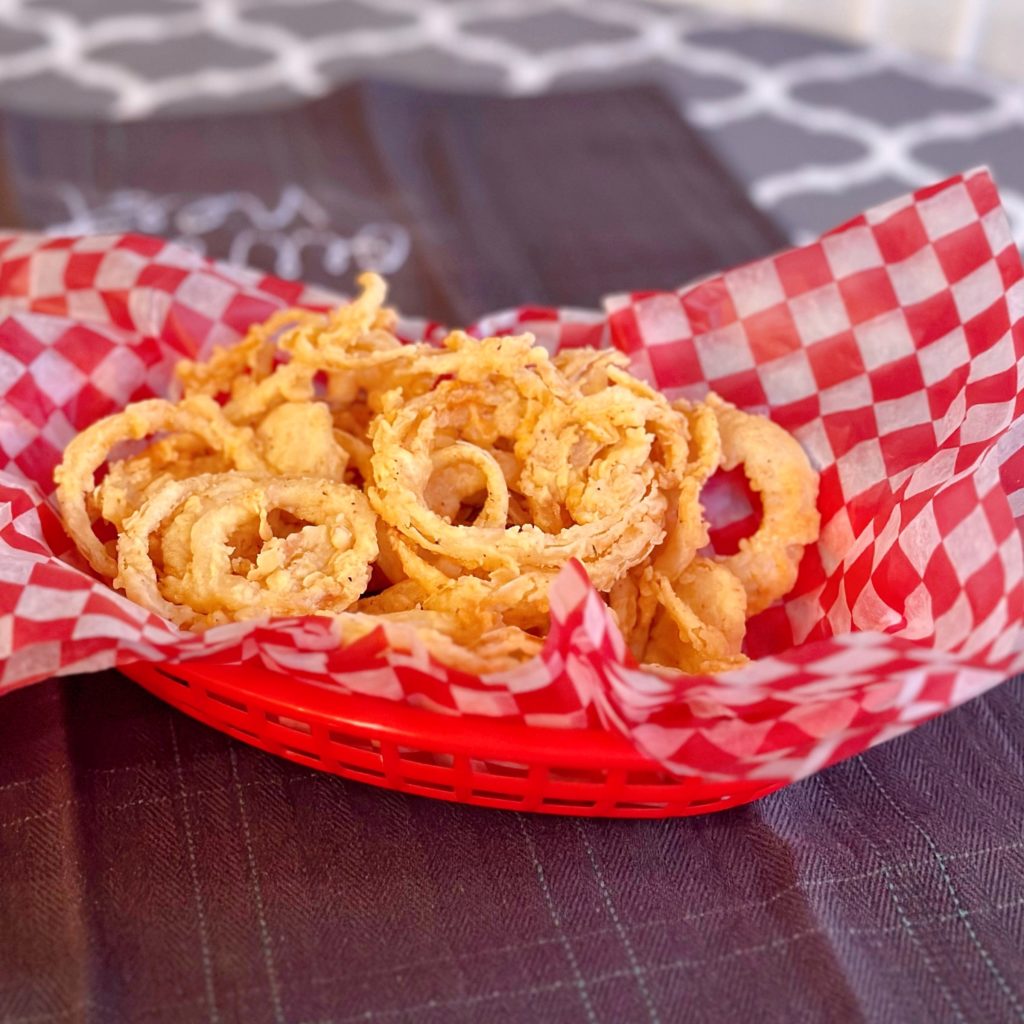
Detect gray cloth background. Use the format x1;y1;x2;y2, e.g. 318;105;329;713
0;1;1022;248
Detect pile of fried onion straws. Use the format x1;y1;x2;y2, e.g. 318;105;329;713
55;274;820;675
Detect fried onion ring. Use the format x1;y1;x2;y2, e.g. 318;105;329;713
368;342;678;603
707;395;820;615
93;433;232;532
117;473;377;627
54;397;264;578
56;273;822;678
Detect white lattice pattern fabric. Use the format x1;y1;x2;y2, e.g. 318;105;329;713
0;0;1022;249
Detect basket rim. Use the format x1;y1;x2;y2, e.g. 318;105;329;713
125;659;673;771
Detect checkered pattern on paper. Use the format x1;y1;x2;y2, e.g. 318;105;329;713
1;168;1022;784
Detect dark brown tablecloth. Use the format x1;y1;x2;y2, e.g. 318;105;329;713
1;83;1023;1024
0;81;785;323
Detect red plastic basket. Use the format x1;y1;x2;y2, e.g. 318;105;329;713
122;662;783;817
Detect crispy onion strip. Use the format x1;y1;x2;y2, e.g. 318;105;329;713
334;611;544;675
94;433;231;533
54;397;264;578
116;474;377;627
369;376;674;595
176;308;321;400
254;401;349;480
653;398;723;579
425;442;510;528
643;558;749;673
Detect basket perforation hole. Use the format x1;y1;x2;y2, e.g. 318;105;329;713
615;801;670;811
468;759;530;778
266;712;312;734
328;731;381;753
157;669;190;688
284;746;320;762
547;766;606;785
542;797;597;809
206;690;248;713
626;769;678;786
398;748;454;768
336;762;385;779
406;778;455;794
473;790;525;804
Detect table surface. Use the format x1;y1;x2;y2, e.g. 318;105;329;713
1;6;1024;1024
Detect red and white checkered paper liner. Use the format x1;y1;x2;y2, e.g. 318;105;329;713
1;167;1022;785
